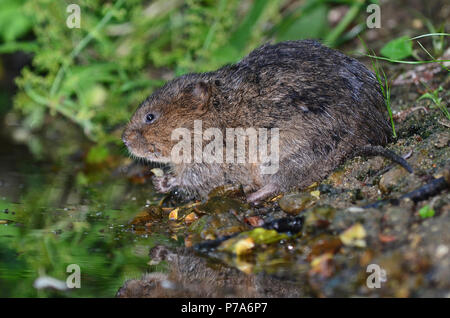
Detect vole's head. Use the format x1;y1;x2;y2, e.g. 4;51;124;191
122;75;213;163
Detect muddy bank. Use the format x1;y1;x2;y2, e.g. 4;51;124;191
118;63;449;297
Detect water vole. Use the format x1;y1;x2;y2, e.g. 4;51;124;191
123;40;411;202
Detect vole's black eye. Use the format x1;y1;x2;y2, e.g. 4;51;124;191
145;113;156;124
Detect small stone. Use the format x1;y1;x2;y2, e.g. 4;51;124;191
436;245;449;258
244;216;264;227
379;167;408;193
328;170;345;187
278;192;317;215
412;18;423;29
433;132;450;149
347;206;365;213
304;205;336;230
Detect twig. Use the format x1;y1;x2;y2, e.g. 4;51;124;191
363;176;449;209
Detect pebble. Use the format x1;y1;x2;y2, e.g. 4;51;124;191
278;192;317;215
436;245;449;258
379;167;408;193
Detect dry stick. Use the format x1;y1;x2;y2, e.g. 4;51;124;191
363;175;449;209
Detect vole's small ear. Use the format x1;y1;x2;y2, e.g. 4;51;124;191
192;81;210;102
185;81;211;112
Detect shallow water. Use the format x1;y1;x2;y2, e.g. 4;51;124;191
0;135;178;297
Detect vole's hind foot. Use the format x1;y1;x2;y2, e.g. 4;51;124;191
246;183;279;204
152;175;178;193
356;145;414;173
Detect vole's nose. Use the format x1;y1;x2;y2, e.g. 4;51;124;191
122;129;142;148
122;129;131;147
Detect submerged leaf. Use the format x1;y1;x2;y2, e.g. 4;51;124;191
234;237;255;255
339;223;366;247
218;228;289;255
247;228;289;244
184;212;198;224
309;252;334;278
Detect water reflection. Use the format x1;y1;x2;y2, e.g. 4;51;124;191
0;135;177;297
0;135;310;298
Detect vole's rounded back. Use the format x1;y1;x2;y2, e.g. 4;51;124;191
123;40;401;202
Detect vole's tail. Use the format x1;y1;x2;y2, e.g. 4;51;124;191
354;145;413;173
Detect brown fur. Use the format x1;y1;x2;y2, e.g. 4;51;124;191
123;40;393;202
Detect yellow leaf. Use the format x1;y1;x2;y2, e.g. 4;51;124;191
236;258;254;274
310;190;320;199
307;182;318;189
168;208;179;221
184;212;198;224
234;237;255;255
311;252;333;268
339;223;367;247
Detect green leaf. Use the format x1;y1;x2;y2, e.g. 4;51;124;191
417;92;436;103
380;36;413;60
229;0;271;51
87;145;109;164
277;3;328;41
247;228;289;244
0;41;37;53
0;0;32;42
418;205;435;219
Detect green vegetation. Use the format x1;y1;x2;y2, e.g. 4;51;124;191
372;57;396;137
359;36;396;137
363;32;450;137
418;205;435;219
380;35;413;60
0;0;377;159
371;33;450;65
418;86;450;120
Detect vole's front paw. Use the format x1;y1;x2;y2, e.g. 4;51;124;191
246;183;279;205
152;175;178;193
